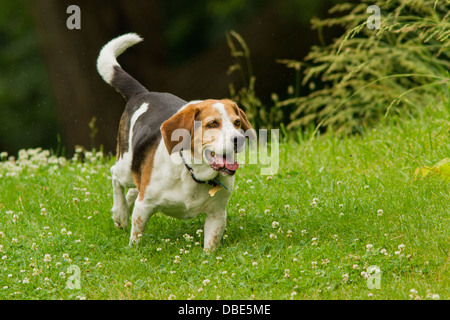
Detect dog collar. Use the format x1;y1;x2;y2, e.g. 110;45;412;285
179;150;223;188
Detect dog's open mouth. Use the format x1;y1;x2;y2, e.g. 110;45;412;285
205;149;239;175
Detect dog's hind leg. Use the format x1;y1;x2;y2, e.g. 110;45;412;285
110;165;130;229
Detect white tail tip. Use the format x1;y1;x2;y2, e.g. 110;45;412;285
97;33;144;84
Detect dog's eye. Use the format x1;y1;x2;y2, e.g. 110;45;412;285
234;119;241;127
206;120;219;128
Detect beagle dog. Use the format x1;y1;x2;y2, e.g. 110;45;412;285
97;33;255;251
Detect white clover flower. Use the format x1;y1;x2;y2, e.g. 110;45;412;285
43;254;52;262
398;244;405;250
271;221;279;228
269;233;277;239
202;279;211;286
264;209;270;215
361;271;369;279
366;244;373;251
252;261;258;267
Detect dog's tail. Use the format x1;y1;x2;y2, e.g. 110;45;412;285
97;33;148;101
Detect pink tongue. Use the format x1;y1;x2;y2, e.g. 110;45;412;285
215;155;239;171
225;161;239;171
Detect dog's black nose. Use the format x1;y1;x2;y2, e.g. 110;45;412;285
231;134;245;151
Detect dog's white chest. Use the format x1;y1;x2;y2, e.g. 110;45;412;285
148;173;233;219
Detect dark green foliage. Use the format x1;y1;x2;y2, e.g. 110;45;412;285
228;0;450;134
285;0;450;134
0;0;58;154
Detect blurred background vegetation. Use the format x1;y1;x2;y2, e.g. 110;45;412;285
0;0;448;156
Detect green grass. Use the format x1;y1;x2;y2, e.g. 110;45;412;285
0;104;448;300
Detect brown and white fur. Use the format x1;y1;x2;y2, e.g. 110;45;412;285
97;33;255;251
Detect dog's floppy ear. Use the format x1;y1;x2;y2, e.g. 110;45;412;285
161;105;198;155
237;106;257;140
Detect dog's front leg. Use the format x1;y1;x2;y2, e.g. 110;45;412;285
203;211;227;252
129;199;154;246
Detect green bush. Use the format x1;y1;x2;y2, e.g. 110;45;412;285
228;0;450;135
0;0;58;154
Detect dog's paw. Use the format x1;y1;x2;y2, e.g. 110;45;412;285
111;206;129;229
113;216;128;229
129;233;142;247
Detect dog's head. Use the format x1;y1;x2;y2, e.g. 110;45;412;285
161;99;256;180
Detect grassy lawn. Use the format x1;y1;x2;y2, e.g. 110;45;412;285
0;104;448;300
